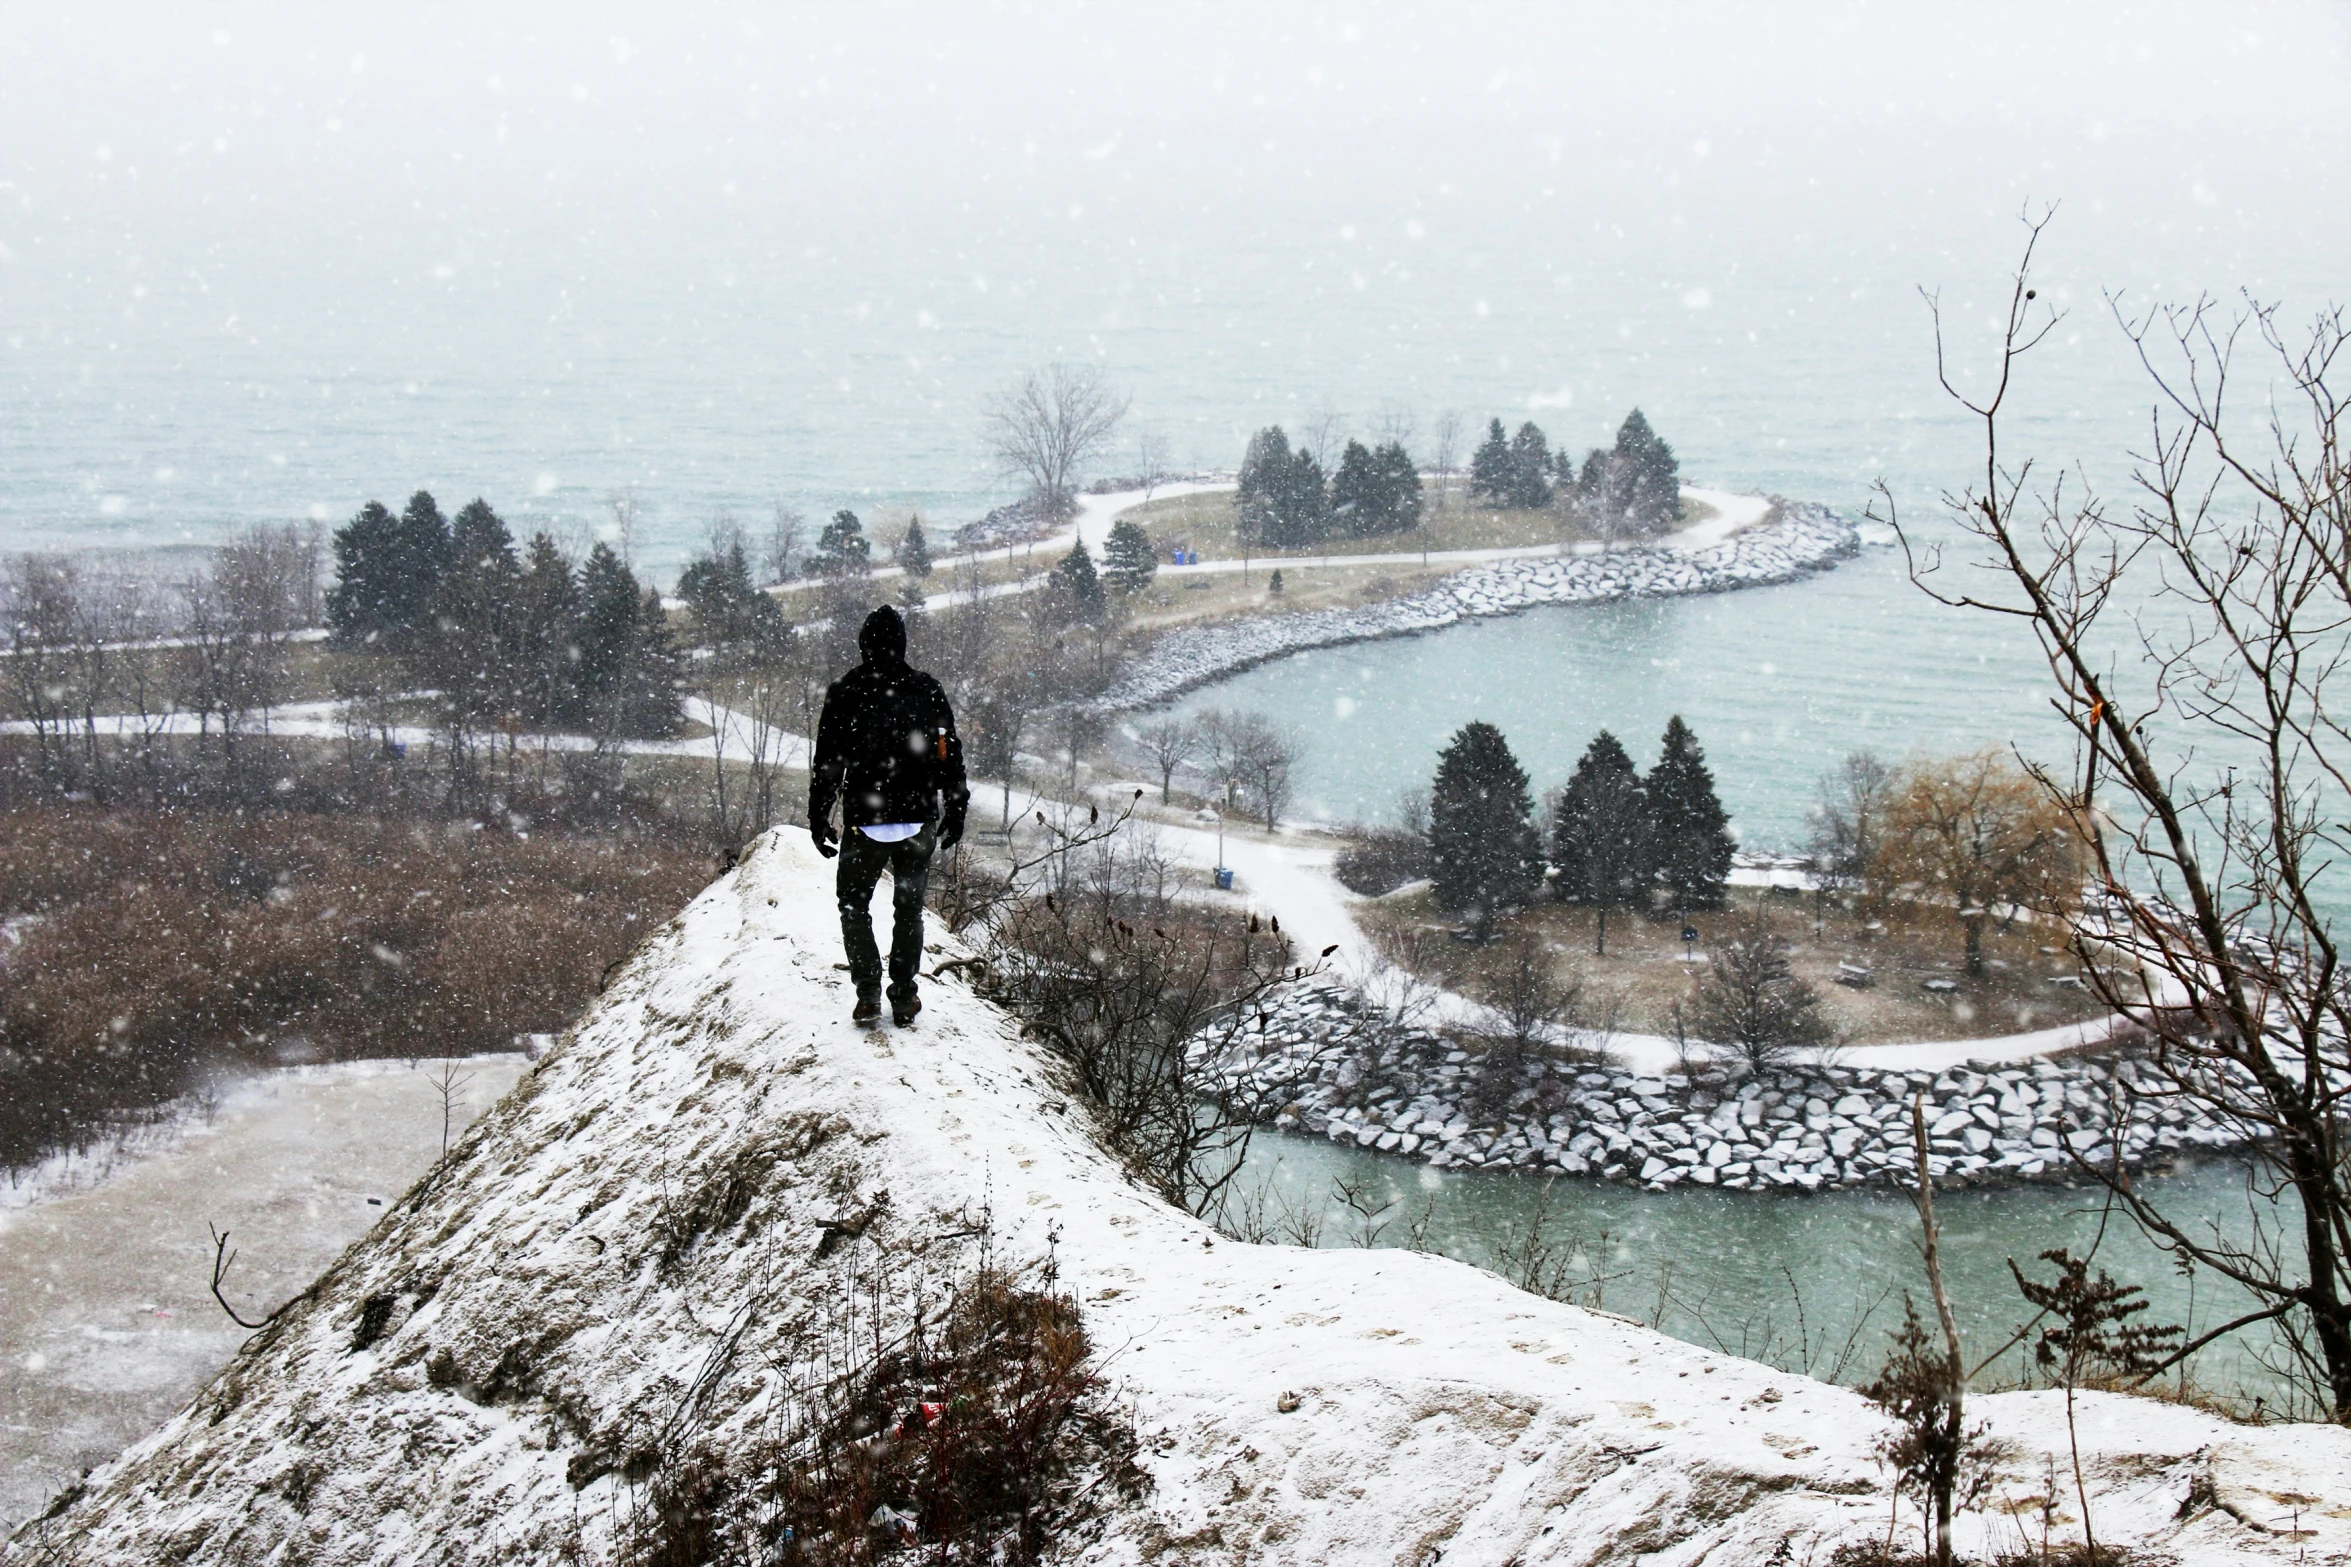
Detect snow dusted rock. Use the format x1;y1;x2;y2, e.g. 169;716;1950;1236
14;832;2346;1565
1104;501;1859;709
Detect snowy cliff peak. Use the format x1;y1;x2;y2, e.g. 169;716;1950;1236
14;832;2346;1564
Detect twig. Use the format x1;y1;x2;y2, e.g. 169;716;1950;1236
207;1222;279;1330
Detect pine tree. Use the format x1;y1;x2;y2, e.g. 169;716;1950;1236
898;517;933;582
1427;720;1543;933
620;586;682;737
1372;440;1423;533
325;499;403;645
1047;540;1106;623
1611;409;1681;532
1329;439;1384;537
1551;730;1653;955
428;498;523;723
388;491;452;636
1468;418;1514;505
1236;426;1293;545
514;533;582;727
576;542;642;721
1101;517;1157;595
1507;422;1555;508
1271;448;1331;546
813;509;871;575
678;539;789;664
1648;715;1734;911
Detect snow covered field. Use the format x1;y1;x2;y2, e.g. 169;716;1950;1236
15;832;2344;1564
1;1055;525;1532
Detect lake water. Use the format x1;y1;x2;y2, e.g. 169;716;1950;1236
1233;1133;2295;1409
1163;539;2067;851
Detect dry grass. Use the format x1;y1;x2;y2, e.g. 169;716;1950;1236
1358;886;2109;1047
0;803;715;1170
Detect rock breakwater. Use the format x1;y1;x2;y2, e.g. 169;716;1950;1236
1197;984;2243;1192
1105;501;1857;709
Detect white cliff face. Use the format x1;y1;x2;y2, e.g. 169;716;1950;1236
14;831;2346;1565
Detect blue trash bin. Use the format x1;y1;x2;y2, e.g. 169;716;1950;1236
1213;866;1234;891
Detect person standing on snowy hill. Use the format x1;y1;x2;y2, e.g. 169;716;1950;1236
809;605;969;1026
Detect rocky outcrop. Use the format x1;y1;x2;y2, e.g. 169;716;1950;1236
1199;984;2242;1191
1104;502;1857;709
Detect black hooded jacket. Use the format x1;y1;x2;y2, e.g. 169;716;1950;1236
809;607;969;834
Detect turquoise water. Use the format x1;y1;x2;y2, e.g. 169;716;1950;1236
1165;540;2066;851
1233;1133;2297;1408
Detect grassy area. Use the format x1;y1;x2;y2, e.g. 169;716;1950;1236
1358;886;2108;1047
1124;484;1714;564
0;801;717;1172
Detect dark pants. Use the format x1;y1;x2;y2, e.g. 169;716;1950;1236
835;822;936;1003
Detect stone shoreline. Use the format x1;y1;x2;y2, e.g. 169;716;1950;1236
1196;984;2245;1193
1104;500;1859;710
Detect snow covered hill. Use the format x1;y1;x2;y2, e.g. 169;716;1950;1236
13;831;2346;1564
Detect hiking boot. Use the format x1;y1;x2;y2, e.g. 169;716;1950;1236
890;992;922;1027
852;994;882;1025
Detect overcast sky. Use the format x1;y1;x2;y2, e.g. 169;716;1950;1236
5;1;2344;266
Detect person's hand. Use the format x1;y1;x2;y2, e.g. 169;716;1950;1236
811;821;838;859
937;810;965;853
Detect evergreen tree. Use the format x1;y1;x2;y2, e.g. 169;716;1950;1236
1372;440;1423;533
1648;715;1734;911
1468;418;1514;505
1271;447;1331;546
1047;540;1106;623
576;542;642;718
1427;720;1543;933
678;539;788;664
1329;439;1379;536
1507;422;1555;508
514;533;582;727
1235;426;1293;546
387;490;453;636
325;499;403;644
898;517;933;582
1101;517;1158;595
813;509;871;575
428;498;524;722
620;586;682;737
1551;730;1654;955
1611;408;1681;532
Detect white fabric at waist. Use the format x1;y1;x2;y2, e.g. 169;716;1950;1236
859;822;925;843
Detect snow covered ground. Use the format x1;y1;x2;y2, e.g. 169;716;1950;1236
15;831;2344;1564
0;1056;525;1533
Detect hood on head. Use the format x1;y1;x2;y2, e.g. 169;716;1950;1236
858;604;907;662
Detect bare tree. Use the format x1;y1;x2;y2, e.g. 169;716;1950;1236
1888;212;2351;1420
1236;717;1298;832
607;488;643;566
979;364;1129;524
764;501;805;585
1135;424;1171;499
1299;405;1345;474
1810;750;1896;900
1429;409;1465;513
2;554;99;792
1135;715;1196;802
1374;400;1418;450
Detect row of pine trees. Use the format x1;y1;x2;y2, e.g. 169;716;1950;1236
1467;409;1682;534
1235;430;1424;547
1428;715;1734;950
327;492;680;738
